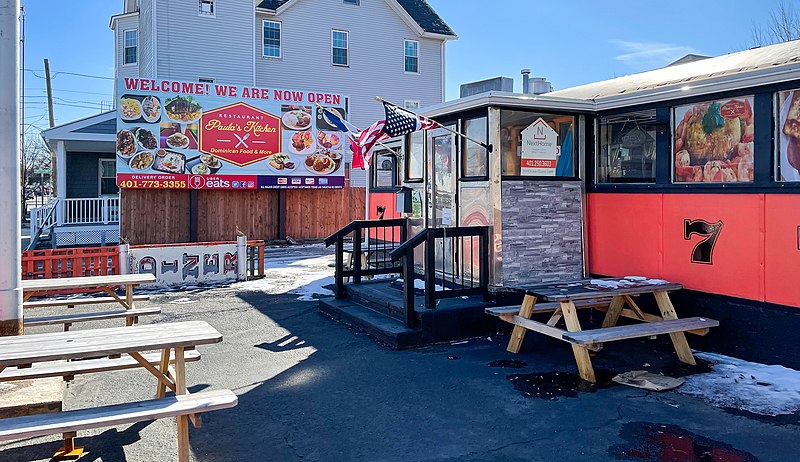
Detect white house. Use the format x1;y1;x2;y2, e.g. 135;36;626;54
37;0;455;247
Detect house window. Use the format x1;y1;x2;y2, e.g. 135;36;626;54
263;20;281;58
99;160;119;196
199;0;215;16
597;111;657;183
332;30;349;66
404;40;419;73
462;116;488;179
404;100;420;110
198;77;215;83
343;0;360;5
123;30;137;65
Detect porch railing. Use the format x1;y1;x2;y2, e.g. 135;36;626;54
390;226;491;328
62;197;120;225
324;218;408;299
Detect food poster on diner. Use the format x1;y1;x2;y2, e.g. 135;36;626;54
115;78;348;189
673;96;754;183
776;89;800;181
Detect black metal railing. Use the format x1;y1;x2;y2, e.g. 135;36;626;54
324;218;408;299
390;226;491;328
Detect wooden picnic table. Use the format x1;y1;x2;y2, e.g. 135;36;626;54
492;277;718;383
22;274;156;326
0;320;222;461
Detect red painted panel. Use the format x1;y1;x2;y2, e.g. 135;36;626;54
765;195;800;308
661;194;764;301
587;193;662;278
368;192;402;242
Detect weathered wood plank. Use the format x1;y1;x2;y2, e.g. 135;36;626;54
21;274;155;292
0;321;222;367
560;300;596;383
562;317;719;345
654;291;698;365
24;295;150;309
486;297;613;316
506;295;536;353
522;278;683;302
0;350;201;382
24;307;161;327
0;389;237;441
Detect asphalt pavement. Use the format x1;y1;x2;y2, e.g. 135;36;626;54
1;246;798;461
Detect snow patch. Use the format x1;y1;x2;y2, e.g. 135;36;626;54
679;352;800;416
236;252;334;301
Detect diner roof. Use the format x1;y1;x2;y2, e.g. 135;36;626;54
256;0;456;37
548;39;800;101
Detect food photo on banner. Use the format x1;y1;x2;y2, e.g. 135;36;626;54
115;78;348;190
673;96;755;183
776;88;800;182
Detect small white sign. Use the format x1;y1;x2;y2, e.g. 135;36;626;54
129;243;239;287
441;207;453;226
520;118;560;176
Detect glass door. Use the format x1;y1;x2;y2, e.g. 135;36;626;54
427;127;458;280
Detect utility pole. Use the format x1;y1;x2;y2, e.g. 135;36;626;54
44;57;56;199
0;0;24;336
19;4;25;221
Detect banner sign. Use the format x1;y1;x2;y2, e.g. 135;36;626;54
115;78;348;189
521;118;560;176
129;242;239;287
673;96;754;183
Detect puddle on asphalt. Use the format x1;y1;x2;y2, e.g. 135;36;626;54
488;359;527;368
507;370;616;400
610;422;759;461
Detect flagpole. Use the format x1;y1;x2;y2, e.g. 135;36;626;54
375;96;493;152
314;102;397;154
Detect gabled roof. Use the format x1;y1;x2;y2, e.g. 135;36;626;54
256;0;455;37
548;39;800;101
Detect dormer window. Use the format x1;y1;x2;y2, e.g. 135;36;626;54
199;0;215;16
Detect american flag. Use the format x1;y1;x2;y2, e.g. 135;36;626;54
354;102;437;167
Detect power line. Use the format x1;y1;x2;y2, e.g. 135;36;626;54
23;68;113;81
27;87;111;96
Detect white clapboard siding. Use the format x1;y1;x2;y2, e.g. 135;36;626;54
138;0;156;78
155;0;256;85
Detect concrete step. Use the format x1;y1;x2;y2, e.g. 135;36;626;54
318;297;424;350
345;279;412;322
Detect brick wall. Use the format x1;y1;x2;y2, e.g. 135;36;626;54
501;181;584;286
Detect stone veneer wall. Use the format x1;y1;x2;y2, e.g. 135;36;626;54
500;181;584;286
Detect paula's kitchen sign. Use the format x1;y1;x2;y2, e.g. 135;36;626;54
520;118;560;176
116;78;348;190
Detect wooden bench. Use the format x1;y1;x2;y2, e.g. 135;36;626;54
561;317;720;347
0;350;201;382
24;307;162;331
0;389;237;459
486;297;613;316
24;295;150;309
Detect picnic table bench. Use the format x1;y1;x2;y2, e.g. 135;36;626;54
0;320;233;461
22;274;157;329
487;277;719;383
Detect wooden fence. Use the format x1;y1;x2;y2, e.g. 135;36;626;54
121;188;365;244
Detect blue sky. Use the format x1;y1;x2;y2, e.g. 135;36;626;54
21;0;782;132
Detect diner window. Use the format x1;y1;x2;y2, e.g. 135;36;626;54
123;29;137;65
263;20;281;58
462;116;488;179
199;0;215;16
404;40;419;73
500;110;576;178
673;96;754;183
597;111;657;183
372;150;398;189
332;30;349;66
406;131;424;181
775;88;800;182
99;160;119;196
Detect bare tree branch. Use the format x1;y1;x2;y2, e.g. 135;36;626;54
751;0;800;46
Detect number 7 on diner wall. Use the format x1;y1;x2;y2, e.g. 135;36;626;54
684;219;724;265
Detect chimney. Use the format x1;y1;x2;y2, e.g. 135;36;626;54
521;69;531;94
530;77;552;95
